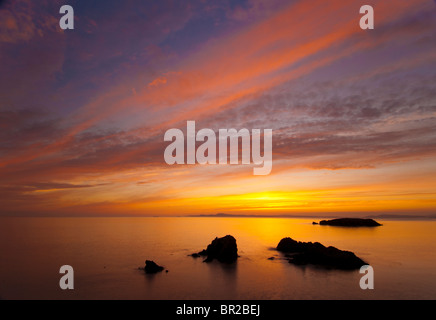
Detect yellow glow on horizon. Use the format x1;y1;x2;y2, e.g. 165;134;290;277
117;187;436;216
13;157;436;216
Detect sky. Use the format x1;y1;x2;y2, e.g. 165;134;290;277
0;0;436;217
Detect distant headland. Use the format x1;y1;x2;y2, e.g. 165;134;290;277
187;213;436;220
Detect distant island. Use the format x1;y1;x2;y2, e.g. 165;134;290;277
318;218;382;227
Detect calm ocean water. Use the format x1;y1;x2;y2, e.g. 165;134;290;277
0;217;435;300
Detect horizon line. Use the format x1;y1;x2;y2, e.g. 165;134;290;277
1;213;436;220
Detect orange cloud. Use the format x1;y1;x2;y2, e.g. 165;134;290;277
148;76;168;87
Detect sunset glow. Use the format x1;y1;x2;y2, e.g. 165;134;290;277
1;0;436;217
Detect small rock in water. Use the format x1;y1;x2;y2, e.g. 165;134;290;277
144;260;164;274
190;235;238;263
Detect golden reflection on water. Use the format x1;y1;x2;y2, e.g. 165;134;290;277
0;217;435;299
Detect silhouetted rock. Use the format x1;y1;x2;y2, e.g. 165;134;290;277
276;237;366;270
189;249;208;258
144;260;164;274
319;218;381;227
312;221;318;225
198;249;208;256
191;235;238;263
